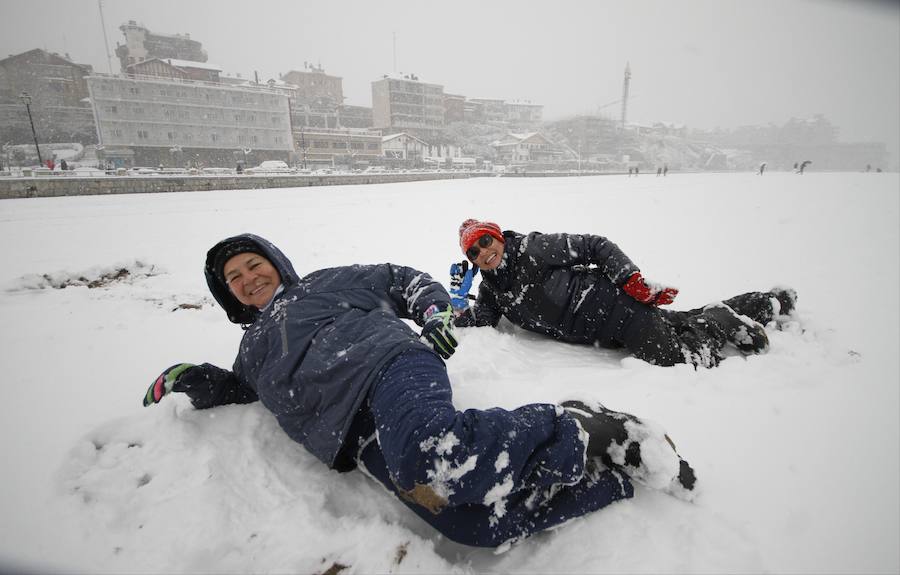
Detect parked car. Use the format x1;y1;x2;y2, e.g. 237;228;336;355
72;166;107;177
128;166;159;175
158;168;188;175
245;161;292;174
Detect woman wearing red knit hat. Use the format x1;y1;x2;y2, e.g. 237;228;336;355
453;218;797;369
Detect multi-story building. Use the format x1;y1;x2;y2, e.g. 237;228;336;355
296;128;381;168
372;74;445;142
115;21;207;71
86;74;292;167
463;99;485;123
337;105;373;129
505;100;543;124
0;49;97;149
492;132;567;166
381;132;429;165
282;64;343;107
126;58;222;84
281;65;372;131
443;93;466;124
468;98;506;123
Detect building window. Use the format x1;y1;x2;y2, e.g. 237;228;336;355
167;132;176;140
137;130;149;139
211;133;218;142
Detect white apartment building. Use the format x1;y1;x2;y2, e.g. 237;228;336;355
372;74;444;142
86;74;292;167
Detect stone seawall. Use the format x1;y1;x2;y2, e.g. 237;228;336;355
0;172;481;200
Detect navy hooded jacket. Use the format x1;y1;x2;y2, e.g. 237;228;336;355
455;230;640;345
184;234;453;470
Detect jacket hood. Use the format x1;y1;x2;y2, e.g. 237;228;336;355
204;233;301;324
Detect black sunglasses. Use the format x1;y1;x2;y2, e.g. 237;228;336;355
466;234;494;261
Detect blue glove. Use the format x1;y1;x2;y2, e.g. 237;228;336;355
449;261;478;311
143;363;196;406
421;304;458;359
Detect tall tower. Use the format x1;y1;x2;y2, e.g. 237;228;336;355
620;62;631;128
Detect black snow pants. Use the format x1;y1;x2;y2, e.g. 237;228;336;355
619;290;783;368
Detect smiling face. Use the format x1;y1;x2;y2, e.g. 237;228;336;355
222;252;282;308
469;235;505;270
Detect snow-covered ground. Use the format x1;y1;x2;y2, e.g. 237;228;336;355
0;172;897;574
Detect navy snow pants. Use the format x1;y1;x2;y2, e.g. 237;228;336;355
352;350;633;548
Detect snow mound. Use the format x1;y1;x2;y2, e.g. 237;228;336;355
56;400;460;573
54;398;765;573
8;260;161;291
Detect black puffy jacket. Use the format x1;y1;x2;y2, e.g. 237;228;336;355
455;230;640;345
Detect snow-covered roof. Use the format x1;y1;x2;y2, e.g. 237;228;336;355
382;132;429;146
374;73;442;87
162;58;222;71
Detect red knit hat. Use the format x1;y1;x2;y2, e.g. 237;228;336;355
459;219;504;254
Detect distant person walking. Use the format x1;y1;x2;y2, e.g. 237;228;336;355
758;162;767;176
663;164;668;176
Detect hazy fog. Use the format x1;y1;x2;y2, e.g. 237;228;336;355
2;0;898;163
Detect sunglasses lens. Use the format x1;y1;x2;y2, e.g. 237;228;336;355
466;234;494;261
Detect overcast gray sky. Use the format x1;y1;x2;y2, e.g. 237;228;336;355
2;0;898;163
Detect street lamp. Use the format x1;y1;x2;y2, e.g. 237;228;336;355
19;91;43;165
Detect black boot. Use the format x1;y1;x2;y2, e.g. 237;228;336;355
561;400;697;497
701;303;769;355
770;286;798;317
561;400;636;467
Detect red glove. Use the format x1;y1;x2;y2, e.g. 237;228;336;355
622;272;679;306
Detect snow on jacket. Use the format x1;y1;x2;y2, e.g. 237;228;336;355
455;230;640;345
184;234;453;470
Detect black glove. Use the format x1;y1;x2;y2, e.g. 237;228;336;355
143;363;196;406
421;304;458;359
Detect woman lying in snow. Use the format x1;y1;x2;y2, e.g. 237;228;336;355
144;233;696;548
452;219;797;368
